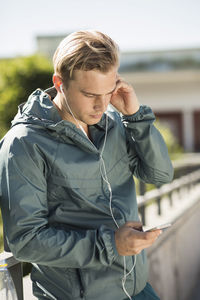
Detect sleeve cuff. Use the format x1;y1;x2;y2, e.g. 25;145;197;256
121;105;155;123
99;226;119;265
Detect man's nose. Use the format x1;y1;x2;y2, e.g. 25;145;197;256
94;96;107;111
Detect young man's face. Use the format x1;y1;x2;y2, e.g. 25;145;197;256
62;67;118;127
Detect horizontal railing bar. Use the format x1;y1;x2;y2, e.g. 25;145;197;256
138;169;200;207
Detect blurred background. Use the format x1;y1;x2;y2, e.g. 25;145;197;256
1;0;200;151
0;1;200;299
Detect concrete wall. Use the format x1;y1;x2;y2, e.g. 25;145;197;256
147;198;200;300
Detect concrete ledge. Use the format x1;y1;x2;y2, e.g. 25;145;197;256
147;198;200;300
23;275;37;300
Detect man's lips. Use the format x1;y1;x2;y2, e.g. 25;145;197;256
89;113;103;119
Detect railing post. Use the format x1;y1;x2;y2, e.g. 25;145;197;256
139;205;146;226
157;196;162;215
168;191;173;207
139;180;146;196
0;252;24;300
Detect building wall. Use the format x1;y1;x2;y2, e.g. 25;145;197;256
36;34;70;58
122;71;200;152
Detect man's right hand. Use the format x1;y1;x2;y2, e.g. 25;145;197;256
115;221;162;256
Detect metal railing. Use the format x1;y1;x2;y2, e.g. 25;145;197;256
138;169;200;225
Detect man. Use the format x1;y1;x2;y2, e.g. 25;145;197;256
0;30;173;299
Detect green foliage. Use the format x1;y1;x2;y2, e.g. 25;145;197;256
135;120;183;194
154;119;183;159
0;55;53;137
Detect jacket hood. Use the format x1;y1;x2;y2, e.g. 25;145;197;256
11;88;62;128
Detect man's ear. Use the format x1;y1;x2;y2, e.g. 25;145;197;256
53;74;63;92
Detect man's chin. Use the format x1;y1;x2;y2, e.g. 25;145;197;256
87;114;103;124
87;120;101;126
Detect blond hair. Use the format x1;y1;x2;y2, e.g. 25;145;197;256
53;30;119;85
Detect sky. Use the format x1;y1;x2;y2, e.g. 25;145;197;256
1;0;200;58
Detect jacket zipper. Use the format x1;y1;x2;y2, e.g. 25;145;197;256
76;269;85;298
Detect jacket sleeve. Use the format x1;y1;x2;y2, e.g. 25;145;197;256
0;136;117;268
121;105;174;186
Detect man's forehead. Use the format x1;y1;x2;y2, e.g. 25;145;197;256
72;68;118;94
80;85;117;96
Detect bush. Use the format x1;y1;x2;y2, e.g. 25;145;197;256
135;120;183;194
154;120;183;159
0;55;53;138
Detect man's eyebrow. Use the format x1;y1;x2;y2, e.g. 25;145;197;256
80;86;116;96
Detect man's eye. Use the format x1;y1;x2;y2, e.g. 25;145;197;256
85;94;94;98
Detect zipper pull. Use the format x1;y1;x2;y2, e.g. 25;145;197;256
80;288;84;298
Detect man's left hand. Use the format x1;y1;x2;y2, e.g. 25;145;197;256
110;76;140;115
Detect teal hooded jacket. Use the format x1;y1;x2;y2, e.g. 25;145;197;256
0;89;173;300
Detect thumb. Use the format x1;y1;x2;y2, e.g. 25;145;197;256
124;221;143;231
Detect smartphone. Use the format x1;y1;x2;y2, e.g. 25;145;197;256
145;223;172;232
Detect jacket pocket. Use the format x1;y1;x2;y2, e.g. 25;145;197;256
31;264;83;299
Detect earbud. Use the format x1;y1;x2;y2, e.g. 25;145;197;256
58;82;63;89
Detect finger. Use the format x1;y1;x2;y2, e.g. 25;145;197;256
116;74;126;82
142;230;162;241
126;230;162;255
124;221;143;230
113;79;132;94
128;229;161;243
133;233;160;251
116;73;123;81
126;236;157;255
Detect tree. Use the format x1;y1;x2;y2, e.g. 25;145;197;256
0;55;53;137
154;120;183;158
